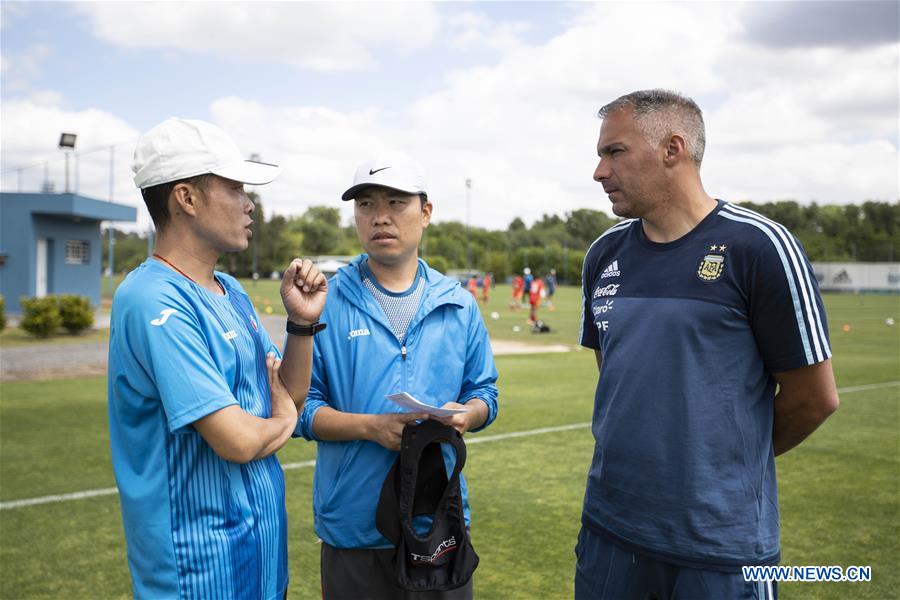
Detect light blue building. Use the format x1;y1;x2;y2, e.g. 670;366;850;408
0;192;137;314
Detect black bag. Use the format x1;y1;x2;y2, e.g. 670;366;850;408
532;319;551;333
375;420;479;591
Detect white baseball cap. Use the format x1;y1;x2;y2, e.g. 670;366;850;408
341;152;427;201
132;117;281;189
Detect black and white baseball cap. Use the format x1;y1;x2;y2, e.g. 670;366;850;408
341;152;427;201
133;117;281;189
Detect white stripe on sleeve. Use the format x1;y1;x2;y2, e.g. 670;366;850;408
719;205;828;364
723;203;831;360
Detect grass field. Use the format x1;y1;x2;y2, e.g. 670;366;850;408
1;290;898;599
0;326;110;349
237;278;588;347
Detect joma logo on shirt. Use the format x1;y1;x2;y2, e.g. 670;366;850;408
150;308;177;326
348;328;371;340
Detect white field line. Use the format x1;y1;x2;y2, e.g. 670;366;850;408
2;381;897;511
0;487;121;510
832;381;900;394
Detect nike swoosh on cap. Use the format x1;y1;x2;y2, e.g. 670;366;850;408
369;166;391;175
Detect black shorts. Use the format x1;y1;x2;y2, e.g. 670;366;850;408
320;541;474;600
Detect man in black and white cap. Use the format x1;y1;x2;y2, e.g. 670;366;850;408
109;117;327;598
295;152;500;599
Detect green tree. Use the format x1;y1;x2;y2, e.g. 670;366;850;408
225;191;264;276
737;200;899;262
425;255;449;274
299;206;343;255
102;228;150;275
107;198;900;286
564;209;618;250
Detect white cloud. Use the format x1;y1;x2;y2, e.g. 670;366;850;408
397;1;898;226
712;42;899;143
76;1;440;71
162;3;745;229
0;43;53;93
3;2;897;235
704;140;899;204
446;10;531;54
0;98;145;224
93;3;900;228
398;2;740;226
28;90;64;107
207;96;387;226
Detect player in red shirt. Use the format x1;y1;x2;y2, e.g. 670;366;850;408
467;276;478;298
528;276;544;324
481;273;492;304
510;275;525;311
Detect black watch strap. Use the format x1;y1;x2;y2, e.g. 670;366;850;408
286;320;327;336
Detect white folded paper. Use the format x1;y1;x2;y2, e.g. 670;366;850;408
385;392;469;417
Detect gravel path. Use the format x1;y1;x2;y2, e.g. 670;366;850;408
1;314;571;381
1;342;110;381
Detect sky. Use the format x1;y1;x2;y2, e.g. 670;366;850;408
1;1;898;233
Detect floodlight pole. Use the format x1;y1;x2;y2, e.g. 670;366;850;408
249;153;260;287
108;146;115;297
64;151;71;193
109;146;115;202
465;178;472;271
58;133;77;193
108;227;115;296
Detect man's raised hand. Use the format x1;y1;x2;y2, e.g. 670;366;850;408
281;258;327;324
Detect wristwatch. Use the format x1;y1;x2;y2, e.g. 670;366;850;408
286;320;327;336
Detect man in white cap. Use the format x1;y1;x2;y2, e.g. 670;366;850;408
108;117;327;599
294;153;500;599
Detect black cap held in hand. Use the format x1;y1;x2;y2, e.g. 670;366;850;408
375;420;479;592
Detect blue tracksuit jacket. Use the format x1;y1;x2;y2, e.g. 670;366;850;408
296;255;499;548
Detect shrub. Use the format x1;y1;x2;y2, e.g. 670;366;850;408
57;294;94;334
19;297;62;338
0;295;5;332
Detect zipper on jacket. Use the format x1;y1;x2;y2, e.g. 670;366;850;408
401;345;407;361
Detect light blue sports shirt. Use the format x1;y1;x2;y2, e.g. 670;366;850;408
108;258;288;599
